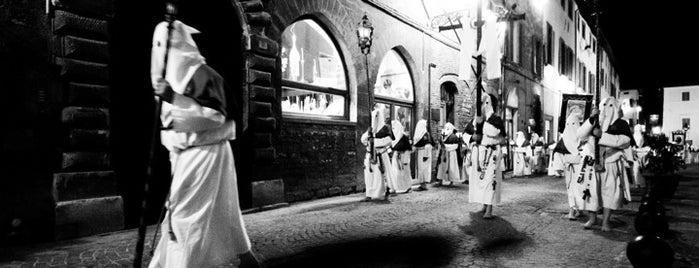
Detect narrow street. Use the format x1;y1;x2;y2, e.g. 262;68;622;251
8;166;693;268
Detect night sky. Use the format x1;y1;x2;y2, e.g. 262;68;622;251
581;0;699;90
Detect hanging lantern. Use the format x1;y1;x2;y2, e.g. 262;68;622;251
356;14;374;55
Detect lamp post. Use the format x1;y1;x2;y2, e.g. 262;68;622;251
357;14;375;161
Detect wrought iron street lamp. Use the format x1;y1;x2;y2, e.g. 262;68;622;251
357;14;376;162
357;14;374;55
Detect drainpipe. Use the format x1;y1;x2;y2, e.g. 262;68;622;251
428;63;437;126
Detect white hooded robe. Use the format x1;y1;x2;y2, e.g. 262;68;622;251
148;20;251;268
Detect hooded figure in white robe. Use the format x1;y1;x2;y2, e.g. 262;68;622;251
390;120;413;193
361;108;394;200
575;116;602;228
632;125;649;188
596;97;633;231
413;120;433;190
148;20;257;268
553;109;591;219
466;93;506;218
512;131;531;177
529;133;545;173
548;137;565;177
437;122;463;185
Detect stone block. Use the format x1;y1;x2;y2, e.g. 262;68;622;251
51;0;115;18
240;0;264;12
54;196;124;240
341;186;355;195
52;171;116;202
246;12;271;26
53;10;109;40
254;116;276;132
67;128;109;151
285;190;312;203
246;69;272;86
249;34;279;57
61;35;109;63
254;133;272;147
66;82;109;107
250;101;272;117
245;54;275;72
61;106;109;128
54;57;109;84
251;179;285;208
61;152;110;171
328;186;341;196
315;188;329;198
255;147;276;162
249;85;275;101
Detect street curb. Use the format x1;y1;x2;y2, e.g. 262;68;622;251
242;202;290;215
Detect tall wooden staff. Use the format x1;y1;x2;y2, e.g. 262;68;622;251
473;0;484;171
593;0;604;171
133;2;177;267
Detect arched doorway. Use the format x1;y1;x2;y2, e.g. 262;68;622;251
440;82;458;126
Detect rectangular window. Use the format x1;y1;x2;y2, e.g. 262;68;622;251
561;0;566;9
683;118;691;129
559;38;565;75
510;21;522;63
582;66;587;91
532;38;542;76
505;21;514;61
546;23;553;65
582;24;586;39
568;0;574;18
516;22;522;64
682;92;690;101
592;39;597;53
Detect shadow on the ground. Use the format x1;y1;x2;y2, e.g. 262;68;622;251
588;212;636;242
458;212;533;257
264;235;455;268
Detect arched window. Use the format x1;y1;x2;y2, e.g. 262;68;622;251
374;49;414;134
280;19;348;119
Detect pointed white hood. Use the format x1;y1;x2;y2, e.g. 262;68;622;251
151;20;206;94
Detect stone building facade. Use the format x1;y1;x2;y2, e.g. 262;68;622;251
1;0;474;243
1;0;622;243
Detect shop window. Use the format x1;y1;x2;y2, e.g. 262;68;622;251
374;49;414;134
280;19;348;119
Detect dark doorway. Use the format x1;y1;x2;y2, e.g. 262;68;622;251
440;82;457;125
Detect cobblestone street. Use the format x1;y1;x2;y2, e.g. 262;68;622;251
3;167;699;268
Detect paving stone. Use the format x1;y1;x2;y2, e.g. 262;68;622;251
4;167;699;267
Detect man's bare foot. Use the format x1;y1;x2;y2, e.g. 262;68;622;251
601;224;611;232
483;213;494;219
566;209;577;220
239;251;261;268
360;197;372;202
583;218;595;229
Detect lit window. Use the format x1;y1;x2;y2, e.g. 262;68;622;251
280;19;348;119
374;49;414;135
